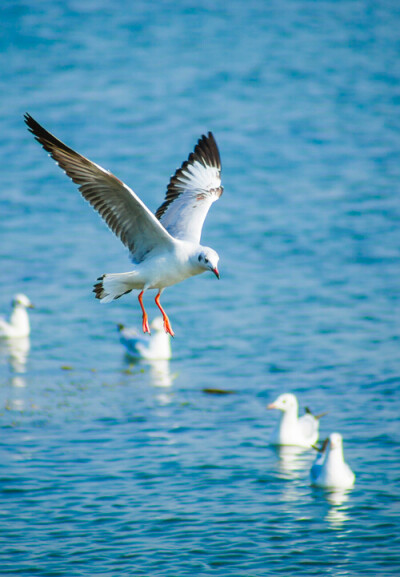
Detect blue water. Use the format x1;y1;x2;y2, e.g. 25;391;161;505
1;0;400;574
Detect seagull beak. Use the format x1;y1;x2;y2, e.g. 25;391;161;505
28;304;35;309
267;403;276;410
212;267;220;279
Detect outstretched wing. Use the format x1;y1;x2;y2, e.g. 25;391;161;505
155;132;222;243
25;114;175;263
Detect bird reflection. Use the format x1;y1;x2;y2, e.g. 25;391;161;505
272;445;314;480
0;336;30;381
147;359;173;388
310;486;352;528
123;356;174;388
325;490;351;527
122;355;175;406
10;375;27;389
326;488;350;507
0;337;31;411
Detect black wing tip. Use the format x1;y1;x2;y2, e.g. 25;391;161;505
24;112;47;138
24;112;50;143
200;131;216;147
24;112;40;134
155;130;221;221
24;113;77;158
195;131;220;170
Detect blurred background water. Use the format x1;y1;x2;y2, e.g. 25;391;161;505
0;0;399;575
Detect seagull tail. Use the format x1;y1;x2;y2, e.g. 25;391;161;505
93;273;133;303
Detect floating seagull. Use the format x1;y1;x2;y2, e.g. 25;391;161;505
118;316;171;360
310;432;355;490
0;294;34;338
25;114;223;336
267;392;325;448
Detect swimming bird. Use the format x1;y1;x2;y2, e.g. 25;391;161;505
118;316;171;360
310;432;355;490
25;114;223;336
0;294;34;338
267;392;324;448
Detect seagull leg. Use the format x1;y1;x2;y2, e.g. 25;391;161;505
138;290;150;334
155;291;175;337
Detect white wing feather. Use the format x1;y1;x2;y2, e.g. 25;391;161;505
155;132;222;243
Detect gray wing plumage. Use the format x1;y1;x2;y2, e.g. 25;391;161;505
155;132;223;243
25;114;175;263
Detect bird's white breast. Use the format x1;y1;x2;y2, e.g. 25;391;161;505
142;243;201;289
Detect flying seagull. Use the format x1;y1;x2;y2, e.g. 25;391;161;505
25;114;223;336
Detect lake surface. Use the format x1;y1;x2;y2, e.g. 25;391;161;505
0;0;399;575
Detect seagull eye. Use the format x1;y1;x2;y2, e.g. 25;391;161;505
205;258;209;264
198;255;202;262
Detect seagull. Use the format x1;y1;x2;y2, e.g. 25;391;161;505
118;316;171;360
267;392;326;448
25;114;223;336
310;432;355;490
0;294;34;338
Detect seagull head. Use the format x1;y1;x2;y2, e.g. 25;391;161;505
328;432;343;452
267;393;298;413
196;247;220;279
12;294;34;309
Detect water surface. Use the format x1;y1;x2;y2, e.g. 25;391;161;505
0;1;399;575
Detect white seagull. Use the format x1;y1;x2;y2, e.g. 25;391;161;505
267;392;326;448
118;316;171;360
310;432;355;490
25;114;223;336
0;294;34;338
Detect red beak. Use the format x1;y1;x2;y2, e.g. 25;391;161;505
213;267;220;279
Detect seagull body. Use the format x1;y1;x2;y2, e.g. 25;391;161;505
311;433;355;490
25;114;223;336
99;239;210;298
118;317;171;360
267;393;321;448
0;294;34;339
